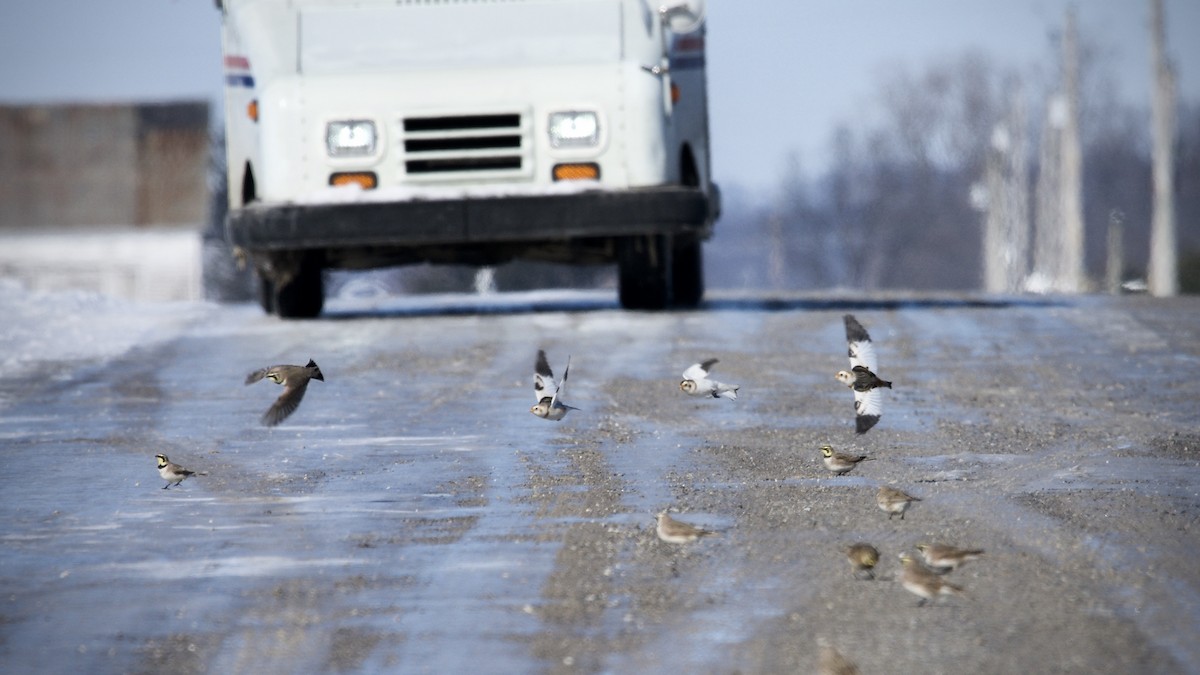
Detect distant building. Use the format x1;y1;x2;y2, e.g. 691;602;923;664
0;101;209;229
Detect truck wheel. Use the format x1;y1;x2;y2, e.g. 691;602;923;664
618;235;670;310
273;255;325;319
256;274;275;314
671;237;704;308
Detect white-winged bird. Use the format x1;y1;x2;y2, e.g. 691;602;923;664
835;315;892;434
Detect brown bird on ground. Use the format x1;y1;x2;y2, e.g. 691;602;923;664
845;542;880;580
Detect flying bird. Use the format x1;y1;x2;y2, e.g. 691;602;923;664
679;358;739;400
655;511;718;544
531;349;578;421
820;444;875;476
245;359;324;426
155;453;206;490
835;314;893;434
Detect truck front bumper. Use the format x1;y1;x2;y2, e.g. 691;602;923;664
226;186;714;252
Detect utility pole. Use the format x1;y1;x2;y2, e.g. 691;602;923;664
1148;0;1178;296
1060;6;1086;292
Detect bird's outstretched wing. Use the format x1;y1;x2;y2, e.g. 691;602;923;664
551;356;572;408
534;349;559;403
844;314;877;372
853;389;882;434
262;380;310;427
682;358;718;381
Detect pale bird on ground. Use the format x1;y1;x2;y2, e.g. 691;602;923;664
916;543;985;573
655;511;717;544
820;444;875;476
877;486;921;520
898;552;967;606
155;453;206;490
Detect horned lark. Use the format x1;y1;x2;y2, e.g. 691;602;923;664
898;552;966;606
820;445;875;476
845;542;880;580
817;640;861;675
679;358;739;400
916;543;985;573
245;359;324;426
655;511;717;544
836;314;893;434
531;349;579;421
877;486;920;520
155;454;206;490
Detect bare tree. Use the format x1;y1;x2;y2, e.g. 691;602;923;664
1148;0;1178;295
983;79;1030;293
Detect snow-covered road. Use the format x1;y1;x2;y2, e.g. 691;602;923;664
1;285;1198;673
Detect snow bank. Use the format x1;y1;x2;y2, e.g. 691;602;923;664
0;277;209;379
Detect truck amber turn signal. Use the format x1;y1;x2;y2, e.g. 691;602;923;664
552;163;600;181
329;172;378;189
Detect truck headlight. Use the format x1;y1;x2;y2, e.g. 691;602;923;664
548;111;599;148
326;120;377;157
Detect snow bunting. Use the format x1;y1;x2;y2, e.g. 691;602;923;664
155;453;205;490
820;444;875;476
655;511;717;544
898;553;967;606
679;358;739;400
835;315;892;434
817;640;861;675
845;542;880;580
916;543;985;573
245;359;324;426
530;349;578;421
877;486;920;520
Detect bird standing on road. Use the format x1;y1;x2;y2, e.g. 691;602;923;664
898;553;967;606
877;486;920;520
245;359;324;426
916;543;985;573
531;349;578;421
835;314;892;434
845;542;881;580
655;511;717;544
679;358;739;400
155;453;206;490
820;444;875;476
817;640;862;675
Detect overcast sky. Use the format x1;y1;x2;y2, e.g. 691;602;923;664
1;0;1196;193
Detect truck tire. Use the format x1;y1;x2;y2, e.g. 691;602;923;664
671;236;704;308
618;235;670;310
273;255;325;319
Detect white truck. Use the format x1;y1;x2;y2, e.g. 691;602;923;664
216;0;718;317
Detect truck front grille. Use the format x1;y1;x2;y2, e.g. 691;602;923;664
400;113;530;180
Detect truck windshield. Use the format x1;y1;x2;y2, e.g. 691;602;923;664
299;0;623;74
